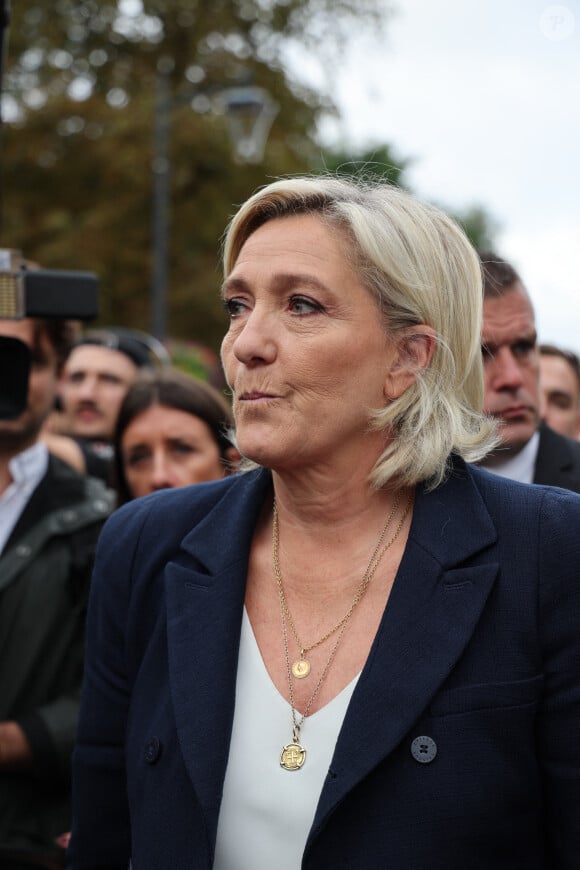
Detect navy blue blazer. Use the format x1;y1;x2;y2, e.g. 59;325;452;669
68;458;580;869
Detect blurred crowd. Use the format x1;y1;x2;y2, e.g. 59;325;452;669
0;307;239;868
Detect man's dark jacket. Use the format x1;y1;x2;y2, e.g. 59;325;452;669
533;421;580;491
0;455;114;865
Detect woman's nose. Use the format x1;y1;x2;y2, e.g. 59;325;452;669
149;454;173;491
231;309;277;366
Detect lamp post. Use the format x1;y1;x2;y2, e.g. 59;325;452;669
150;60;278;342
151;58;172;343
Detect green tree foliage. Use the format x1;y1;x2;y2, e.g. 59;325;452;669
1;0;389;350
450;203;500;252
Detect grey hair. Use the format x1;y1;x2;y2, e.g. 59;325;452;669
222;176;498;489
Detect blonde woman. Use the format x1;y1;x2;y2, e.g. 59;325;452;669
69;178;580;869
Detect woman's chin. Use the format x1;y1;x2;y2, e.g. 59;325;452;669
237;441;276;468
237;437;301;471
236;426;281;465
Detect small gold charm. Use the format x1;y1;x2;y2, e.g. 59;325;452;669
292;659;311;679
280;742;306;770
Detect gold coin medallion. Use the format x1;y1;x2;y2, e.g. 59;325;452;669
280;742;306;770
291;659;311;679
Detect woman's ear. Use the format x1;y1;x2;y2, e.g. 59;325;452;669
384;326;437;402
224;446;242;475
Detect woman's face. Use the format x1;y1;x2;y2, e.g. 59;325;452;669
120;404;225;498
220;214;396;474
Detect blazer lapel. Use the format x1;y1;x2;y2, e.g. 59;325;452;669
164;460;500;845
164;469;272;845
311;461;499;839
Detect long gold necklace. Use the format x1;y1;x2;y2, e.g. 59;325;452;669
274;494;413;771
274;493;404;679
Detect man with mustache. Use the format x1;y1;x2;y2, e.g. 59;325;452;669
478;251;580;490
58;331;154;484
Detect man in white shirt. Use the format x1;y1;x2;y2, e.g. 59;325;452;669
0;316;113;867
478;252;580;491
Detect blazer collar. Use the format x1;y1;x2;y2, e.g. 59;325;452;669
310;458;499;842
165;460;499;850
164;469;272;847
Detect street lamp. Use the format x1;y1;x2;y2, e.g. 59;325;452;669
216;85;280;164
150;60;278;342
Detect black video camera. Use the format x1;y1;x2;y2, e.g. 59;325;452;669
0;248;99;420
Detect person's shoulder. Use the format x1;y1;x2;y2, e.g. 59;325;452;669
41;432;85;473
107;468;268;538
538;422;580;460
46;450;81;481
44;454;115;525
148;467;265;510
47;452;111;494
466;457;580;516
532;424;580;493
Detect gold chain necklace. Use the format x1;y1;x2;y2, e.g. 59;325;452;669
274;494;413;771
274;493;403;679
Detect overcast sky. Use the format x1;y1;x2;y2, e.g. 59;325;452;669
307;0;580;352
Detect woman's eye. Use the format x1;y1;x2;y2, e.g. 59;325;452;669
126;451;150;468
170;442;195;457
288;296;322;314
223;298;247;318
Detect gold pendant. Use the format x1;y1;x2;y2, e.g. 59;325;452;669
280;742;306;770
291;658;311;679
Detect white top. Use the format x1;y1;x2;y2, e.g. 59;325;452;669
481;429;540;484
213;608;360;870
0;442;48;555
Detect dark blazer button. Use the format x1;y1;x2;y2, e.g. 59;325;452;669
411;735;437;764
144;737;162;764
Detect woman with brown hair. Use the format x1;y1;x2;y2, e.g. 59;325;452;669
113;368;238;502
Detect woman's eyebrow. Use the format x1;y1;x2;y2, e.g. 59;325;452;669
220;276;248;299
124;443;150;454
221;272;328;299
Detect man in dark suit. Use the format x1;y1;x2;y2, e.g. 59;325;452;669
0;316;114;868
478;251;580;491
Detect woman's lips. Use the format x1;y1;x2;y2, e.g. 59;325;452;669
239;391;279;401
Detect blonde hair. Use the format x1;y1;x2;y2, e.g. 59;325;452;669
222;176;497;489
